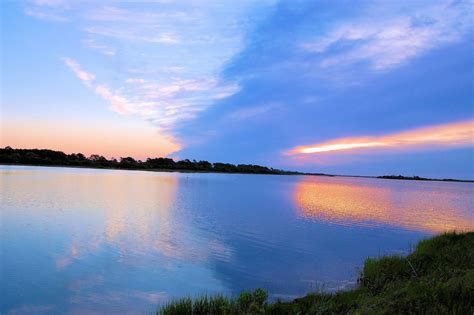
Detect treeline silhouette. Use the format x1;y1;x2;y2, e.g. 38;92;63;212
377;175;470;182
0;147;305;175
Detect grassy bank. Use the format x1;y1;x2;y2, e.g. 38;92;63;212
158;232;474;314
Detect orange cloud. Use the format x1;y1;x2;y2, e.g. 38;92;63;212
286;120;474;156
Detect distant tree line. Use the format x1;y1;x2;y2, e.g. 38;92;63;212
0;147;305;175
377;175;472;183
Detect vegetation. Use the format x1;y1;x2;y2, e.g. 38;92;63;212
0;146;316;175
158;232;474;314
2;147;471;182
159;289;269;315
377;175;473;183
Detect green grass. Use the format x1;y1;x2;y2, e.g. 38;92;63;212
158;289;268;315
158;232;474;314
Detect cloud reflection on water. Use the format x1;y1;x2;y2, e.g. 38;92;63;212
1;167;228;313
2;166;473;314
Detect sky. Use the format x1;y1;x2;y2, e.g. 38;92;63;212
1;0;473;178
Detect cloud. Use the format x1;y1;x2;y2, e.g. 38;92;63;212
161;66;185;73
156;33;180;44
211;83;240;100
62;58;239;129
285;120;474;156
227;103;276;121
62;58;134;115
82;5;187;24
302;1;470;70
25;0;70;21
82;39;116;56
94;85;134;115
55;3;246;133
83;27;180;44
125;78;146;84
24;8;69;22
62;57;95;85
30;0;66;7
29;2;266;154
124;78;240;127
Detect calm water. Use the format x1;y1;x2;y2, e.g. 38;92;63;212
1;166;473;314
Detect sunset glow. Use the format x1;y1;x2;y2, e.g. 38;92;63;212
293;177;474;233
300;142;385;153
1;1;473;313
286;120;474;156
2;0;473;176
1;118;180;159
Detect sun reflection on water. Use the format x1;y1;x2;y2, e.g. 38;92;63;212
293;176;474;233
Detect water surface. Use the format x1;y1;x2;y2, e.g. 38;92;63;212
1;166;473;314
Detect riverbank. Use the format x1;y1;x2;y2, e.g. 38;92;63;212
2;147;473;182
0;147;326;176
158;232;474;314
4;163;474;183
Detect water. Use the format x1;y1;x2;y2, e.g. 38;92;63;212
1;165;473;314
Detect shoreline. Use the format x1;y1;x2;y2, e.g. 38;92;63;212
1;163;473;183
158;232;474;314
0;162;326;177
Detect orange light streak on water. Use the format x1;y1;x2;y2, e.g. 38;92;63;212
293;176;474;233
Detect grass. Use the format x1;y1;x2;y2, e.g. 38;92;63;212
157;232;474;314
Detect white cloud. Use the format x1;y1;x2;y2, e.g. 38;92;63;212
82;6;187;24
303;1;470;70
63;58;134;115
24;8;69;22
211;84;240;100
157;33;180;44
94;85;134;115
83;27;180;44
122;77;239;129
125;78;146;84
32;1;261;147
62;57;95;85
82;39;116;56
161;66;185;73
63;58;239;129
30;0;66;7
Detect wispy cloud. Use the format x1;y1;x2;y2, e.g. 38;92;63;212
29;1;254;152
82;39;116;56
83;27;180;44
62;58;135;114
286;120;474;156
302;1;470;70
125;78;146;84
30;0;66;7
25;0;249;74
24;7;69;22
94;85;134;115
25;0;70;21
62;57;239;130
82;5;187;24
227;103;277;121
62;57;95;85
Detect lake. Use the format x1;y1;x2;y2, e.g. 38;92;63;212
1;165;473;314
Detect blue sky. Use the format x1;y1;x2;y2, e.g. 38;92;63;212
1;0;473;178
